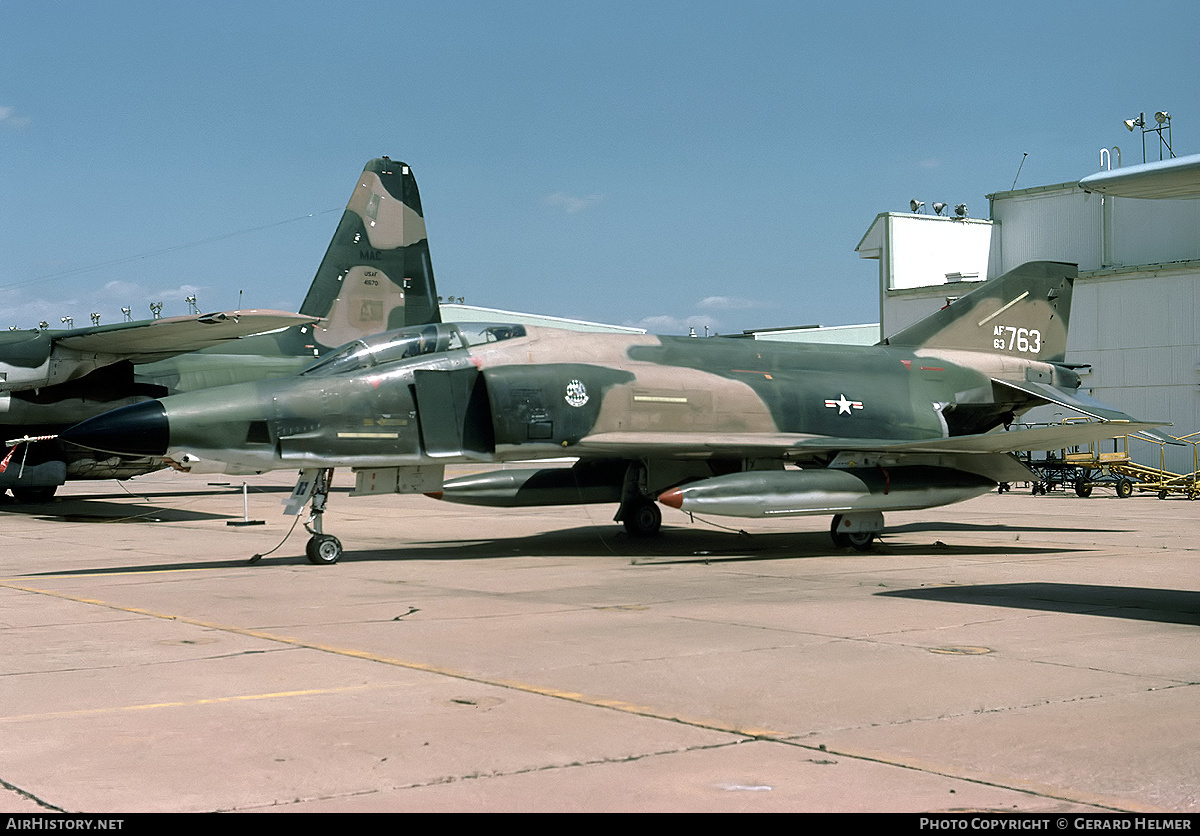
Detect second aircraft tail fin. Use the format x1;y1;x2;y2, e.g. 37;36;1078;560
300;158;441;349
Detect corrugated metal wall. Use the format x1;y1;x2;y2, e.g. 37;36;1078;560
869;188;1200;475
990;185;1103;273
1068;268;1199;474
991;184;1200;273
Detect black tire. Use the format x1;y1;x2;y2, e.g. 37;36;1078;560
622;499;662;537
1159;489;1169;500
12;485;57;504
1074;480;1092;498
847;531;875;551
1116;479;1133;499
306;534;343;565
830;515;850;547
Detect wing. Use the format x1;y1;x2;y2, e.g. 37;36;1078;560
577;419;1167;460
54;310;317;363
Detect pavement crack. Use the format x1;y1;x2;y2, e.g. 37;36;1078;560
796;680;1198;739
0;776;67;812
768;738;1130;813
223;740;750;811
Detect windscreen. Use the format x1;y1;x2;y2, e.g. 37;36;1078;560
300;323;526;377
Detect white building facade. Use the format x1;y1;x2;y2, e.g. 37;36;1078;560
857;161;1200;471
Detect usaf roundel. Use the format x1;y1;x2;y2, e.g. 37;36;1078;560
565;379;589;408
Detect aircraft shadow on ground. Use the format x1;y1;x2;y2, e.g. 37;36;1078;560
17;501;234;524
0;484;320;523
877;582;1200;626
345;524;1088;564
64;484;313;501
886;521;1128;536
2;483;332;510
15;523;1088;577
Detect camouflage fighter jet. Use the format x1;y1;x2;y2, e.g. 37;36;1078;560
3;157;439;501
62;259;1164;563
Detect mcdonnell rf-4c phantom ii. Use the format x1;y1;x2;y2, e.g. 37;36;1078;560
62;258;1165;564
2;157;440;501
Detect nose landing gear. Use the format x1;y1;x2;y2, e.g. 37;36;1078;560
289;468;344;564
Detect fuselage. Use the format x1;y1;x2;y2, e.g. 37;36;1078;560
62;321;1073;476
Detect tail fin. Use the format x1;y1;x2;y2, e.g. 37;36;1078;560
881;261;1075;363
300;158;441;349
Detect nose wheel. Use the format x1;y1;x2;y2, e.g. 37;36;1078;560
306;533;344;565
295;468;344;564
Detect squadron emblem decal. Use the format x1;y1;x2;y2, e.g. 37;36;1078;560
824;394;863;415
565;379;589;408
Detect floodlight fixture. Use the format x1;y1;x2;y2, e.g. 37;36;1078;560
1125;109;1174;161
954;204;968;218
910;199;925;214
933;202;947;216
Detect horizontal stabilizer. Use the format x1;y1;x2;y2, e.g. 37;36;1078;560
992;378;1174;443
54;311;317;362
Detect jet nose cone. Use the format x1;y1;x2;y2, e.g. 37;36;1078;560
61;401;169;457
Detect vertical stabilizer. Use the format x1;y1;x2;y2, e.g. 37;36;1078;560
880;261;1075;363
300;158;441;348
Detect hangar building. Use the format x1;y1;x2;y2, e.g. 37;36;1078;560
856;153;1200;473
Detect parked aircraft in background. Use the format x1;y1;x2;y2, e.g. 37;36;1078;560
3;157;440;501
63;259;1164;564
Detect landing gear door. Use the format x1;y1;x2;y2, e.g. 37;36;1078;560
283;468;322;516
412;368;495;458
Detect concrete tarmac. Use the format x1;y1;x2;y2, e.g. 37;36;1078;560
1;468;1196;812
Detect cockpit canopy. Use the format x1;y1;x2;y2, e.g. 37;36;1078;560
300;322;527;377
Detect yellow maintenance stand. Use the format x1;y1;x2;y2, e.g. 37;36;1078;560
1025;419;1200;499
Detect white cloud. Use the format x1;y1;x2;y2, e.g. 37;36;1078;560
0;106;31;128
697;295;765;310
146;283;204;301
101;280;143;298
0;282;211;330
543;191;604;214
629;313;720;336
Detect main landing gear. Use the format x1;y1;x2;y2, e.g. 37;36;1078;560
301;468;344;565
621;496;662;537
614;463;663;537
830;512;884;551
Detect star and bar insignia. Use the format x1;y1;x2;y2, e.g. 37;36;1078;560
824;394;863;415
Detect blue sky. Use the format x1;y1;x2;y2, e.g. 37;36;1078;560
2;1;1196;335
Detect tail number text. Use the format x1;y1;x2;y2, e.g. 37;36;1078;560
993;325;1041;354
